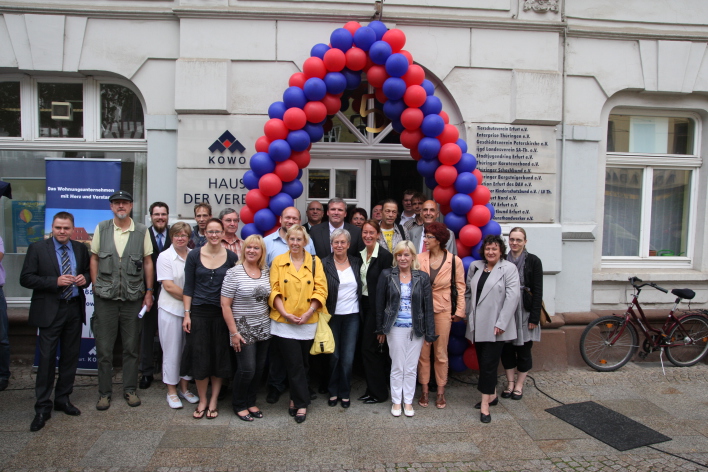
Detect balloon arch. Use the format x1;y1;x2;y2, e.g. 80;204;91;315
239;20;502;270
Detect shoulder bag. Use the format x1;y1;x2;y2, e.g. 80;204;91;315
309;254;335;355
523;287;552;327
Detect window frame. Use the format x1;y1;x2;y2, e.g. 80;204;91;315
602;108;701;269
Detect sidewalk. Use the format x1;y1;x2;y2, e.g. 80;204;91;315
1;361;707;472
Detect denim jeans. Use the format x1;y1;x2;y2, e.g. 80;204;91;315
328;313;359;399
0;287;9;380
232;338;271;411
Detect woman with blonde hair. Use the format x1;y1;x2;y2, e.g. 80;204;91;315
221;234;271;422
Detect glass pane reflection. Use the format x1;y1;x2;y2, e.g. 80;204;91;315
0;82;21;137
101;84;145;139
308;169;330;199
335;170;357;199
38;83;83;138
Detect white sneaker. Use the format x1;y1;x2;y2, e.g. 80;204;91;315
178;390;199;404
404;406;415;417
167;393;183;409
391;405;402;417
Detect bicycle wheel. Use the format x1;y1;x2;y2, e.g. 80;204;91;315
580;316;638;371
665;315;708;367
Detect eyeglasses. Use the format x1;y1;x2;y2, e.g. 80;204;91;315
424;235;437;240
173;234;189;239
206;230;223;235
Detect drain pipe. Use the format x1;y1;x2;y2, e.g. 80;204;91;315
559;0;567;222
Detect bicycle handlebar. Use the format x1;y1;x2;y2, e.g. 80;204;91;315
628;277;668;293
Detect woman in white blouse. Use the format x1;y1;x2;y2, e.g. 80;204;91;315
156;222;199;409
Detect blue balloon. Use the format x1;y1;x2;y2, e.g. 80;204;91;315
421;114;445;137
462;255;475;277
287;130;311;152
444;211;467;234
353;26;377;51
268;101;287;120
250;152;276;176
418;137;441;160
391;120;405;134
454;153;477;173
425;175;438;190
330;28;354;52
341;68;362;90
417;157;440;178
324;72;347;95
303;78;327;101
450;193;473;216
283;86;307;109
454;172;478;194
450;320;466;338
254;208;277;232
369;40;392;65
368;20;387;41
449;355;467;373
382;77;406;101
385;53;409;78
243;170;260;190
471;242;483;260
303;122;324;142
447;335;468;356
485;203;495;219
420;96;443;116
269;192;295;216
383;99;406;121
241;223;262;238
456;139;468;154
311;43;330;59
281;178;303;199
480;220;502;237
268;139;291;162
421;79;435;96
297;168;303;180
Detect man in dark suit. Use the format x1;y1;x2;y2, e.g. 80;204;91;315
309;197;365;259
139;202;171;389
303;201;324;233
20;211;91;432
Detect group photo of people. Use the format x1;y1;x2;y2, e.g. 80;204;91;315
15;188;543;431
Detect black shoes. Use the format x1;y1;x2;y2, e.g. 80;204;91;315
341;399;351;408
267;387;282;404
357;393;371;401
363;397;384;404
474;396;498;409
288;406;297;417
30;412;51;432
480;412;491;423
0;378;8;391
328;397;338;407
511;391;523;400
309;388;318;400
139;375;154;389
295;412;307;423
54;401;81;416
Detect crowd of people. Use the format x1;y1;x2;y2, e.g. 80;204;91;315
15;188;544;431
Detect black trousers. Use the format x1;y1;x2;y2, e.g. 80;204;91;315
475;340;505;395
360;298;390;401
139;304;161;376
232;338;271;411
275;336;311;409
501;341;533;372
35;299;82;414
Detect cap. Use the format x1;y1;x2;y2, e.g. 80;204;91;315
109;190;133;202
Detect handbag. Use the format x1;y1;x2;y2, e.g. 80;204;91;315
309;255;335;355
450;253;458;317
523;287;552;326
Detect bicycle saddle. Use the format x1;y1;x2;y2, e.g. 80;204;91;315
671;288;695;300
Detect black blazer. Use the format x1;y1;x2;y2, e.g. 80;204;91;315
149;225;171;300
309;222;365;259
20;237;91;328
322;253;363;315
524;253;543;326
362;245;393;315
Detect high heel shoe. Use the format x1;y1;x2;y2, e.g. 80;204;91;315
474;396;498;409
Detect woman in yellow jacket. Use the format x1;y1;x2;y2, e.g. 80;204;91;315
269;224;328;424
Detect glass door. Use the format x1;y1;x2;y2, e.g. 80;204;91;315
298;159;368;222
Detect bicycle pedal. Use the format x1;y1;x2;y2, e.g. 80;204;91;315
638;351;648;359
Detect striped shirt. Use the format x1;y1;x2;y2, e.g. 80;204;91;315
221;264;271;342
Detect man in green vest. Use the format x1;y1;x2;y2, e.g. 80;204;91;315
90;190;154;411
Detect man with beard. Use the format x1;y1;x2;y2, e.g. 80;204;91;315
409;200;457;254
219;208;243;256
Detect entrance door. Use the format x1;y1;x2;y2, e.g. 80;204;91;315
297;158;368;221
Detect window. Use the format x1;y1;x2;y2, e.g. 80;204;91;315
603;113;699;266
38;83;84;138
100;84;145;139
0;81;21;137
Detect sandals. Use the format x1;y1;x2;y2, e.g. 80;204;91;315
193;406;206;419
206;408;219;419
501;381;515;399
418;391;429;408
248;409;264;419
511;390;523;400
436;393;446;409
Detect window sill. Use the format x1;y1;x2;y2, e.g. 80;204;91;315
593;268;708;283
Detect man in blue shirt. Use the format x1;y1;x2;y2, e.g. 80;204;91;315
264;206;315;266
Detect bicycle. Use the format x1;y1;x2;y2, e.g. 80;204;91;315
579;277;708;371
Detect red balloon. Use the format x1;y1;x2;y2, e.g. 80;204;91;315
456;239;471;258
303;57;327;79
404;85;427;108
265;223;280;236
374;87;388;104
433;185;456;206
400;128;424;150
255;135;271;153
289;72;306;88
440;203;452;215
459;224;482;247
438;143;462;165
351;97;362;115
343;21;361;35
366;65;388;89
264;118;289;140
304;101;327;123
399;50;413;65
245;189;270;212
283;107;307;131
400;108;424;130
438;124;459;145
440;110;450;124
321;94;342;115
363;56;374;72
435;165;458;187
290;150;311;169
471;185;491;206
240;205;254;225
382;28;406;52
463;345;479;371
345;47;367;71
473;169;483;184
402;64;425;86
323;48;346;72
409;147;422;161
274;159;299;182
259;173;283;197
467;205;491;227
323;117;333;133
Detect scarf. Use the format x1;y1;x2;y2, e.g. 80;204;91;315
506;250;527;289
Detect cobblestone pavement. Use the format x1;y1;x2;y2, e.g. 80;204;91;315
1;359;707;472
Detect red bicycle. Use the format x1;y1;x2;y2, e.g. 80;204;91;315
580;277;708;371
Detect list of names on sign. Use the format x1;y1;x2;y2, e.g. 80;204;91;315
471;124;557;223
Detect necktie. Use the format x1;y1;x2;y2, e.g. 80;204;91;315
61;245;72;300
157;233;164;251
